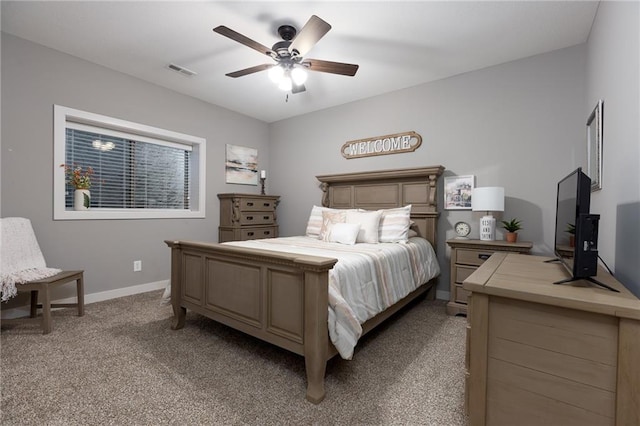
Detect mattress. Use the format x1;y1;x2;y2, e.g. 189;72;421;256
224;236;440;359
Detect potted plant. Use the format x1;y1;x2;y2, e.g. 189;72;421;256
501;218;522;243
61;163;94;210
566;223;576;247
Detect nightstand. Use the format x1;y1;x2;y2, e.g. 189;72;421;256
446;239;532;316
218;193;280;242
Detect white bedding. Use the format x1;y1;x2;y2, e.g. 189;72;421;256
223;236;440;359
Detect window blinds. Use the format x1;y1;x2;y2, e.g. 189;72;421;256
65;128;190;210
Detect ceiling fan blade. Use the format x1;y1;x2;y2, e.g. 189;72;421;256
225;64;273;78
213;26;275;57
289;15;331;57
292;83;306;94
303;59;359;76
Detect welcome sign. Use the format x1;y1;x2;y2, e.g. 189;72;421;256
341;131;422;159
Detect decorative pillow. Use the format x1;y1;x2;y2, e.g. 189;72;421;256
319;210;347;241
378;205;412;243
408;229;419;238
328;223;361;245
305;206;334;237
346;210;382;243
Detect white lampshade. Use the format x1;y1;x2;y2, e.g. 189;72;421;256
278;75;292;91
291;67;307;85
472;187;505;212
268;65;284;83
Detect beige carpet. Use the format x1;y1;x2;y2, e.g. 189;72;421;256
1;290;468;425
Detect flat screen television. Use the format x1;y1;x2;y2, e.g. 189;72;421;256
552;167;616;291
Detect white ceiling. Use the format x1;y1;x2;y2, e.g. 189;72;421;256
1;1;599;123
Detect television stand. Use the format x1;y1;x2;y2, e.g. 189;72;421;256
554;275;620;292
463;252;640;425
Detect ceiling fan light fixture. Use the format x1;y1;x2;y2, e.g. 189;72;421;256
268;65;284;84
278;75;292;91
291;67;308;85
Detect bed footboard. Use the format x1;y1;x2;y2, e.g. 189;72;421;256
166;240;337;403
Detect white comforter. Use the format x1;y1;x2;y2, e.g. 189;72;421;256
224;236;440;359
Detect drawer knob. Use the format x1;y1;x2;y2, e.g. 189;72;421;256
263;216;270;220
264;231;271;235
247;202;254;206
246;216;253;221
247;232;254;236
264;203;270;207
478;253;491;260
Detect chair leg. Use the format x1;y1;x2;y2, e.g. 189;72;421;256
77;275;84;317
30;290;39;318
41;285;52;334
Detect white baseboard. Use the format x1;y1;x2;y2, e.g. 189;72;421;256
1;279;169;319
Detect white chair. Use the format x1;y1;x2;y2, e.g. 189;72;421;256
1;217;84;334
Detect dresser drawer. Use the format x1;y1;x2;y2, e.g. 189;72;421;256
241;227;278;240
240;212;275;225
457;249;494;267
240;197;277;211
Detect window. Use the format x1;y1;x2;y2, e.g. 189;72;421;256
54;105;206;220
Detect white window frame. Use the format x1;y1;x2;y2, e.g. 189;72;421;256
54;105;206;220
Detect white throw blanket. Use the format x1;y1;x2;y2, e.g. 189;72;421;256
0;217;61;302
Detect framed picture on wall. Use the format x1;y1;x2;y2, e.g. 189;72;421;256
225;144;258;185
586;99;603;191
444;175;474;210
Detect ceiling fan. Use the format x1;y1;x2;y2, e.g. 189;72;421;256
213;15;359;94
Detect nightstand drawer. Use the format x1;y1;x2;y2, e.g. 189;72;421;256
446;239;532;317
240;198;277;211
240;212;275;225
457;249;494;266
455;284;471;304
241;227;278;240
455;265;477;284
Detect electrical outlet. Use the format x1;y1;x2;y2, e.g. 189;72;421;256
133;260;142;272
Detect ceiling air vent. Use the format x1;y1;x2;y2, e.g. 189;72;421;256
167;63;197;77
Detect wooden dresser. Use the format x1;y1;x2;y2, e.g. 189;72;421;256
464;252;640;426
217;193;280;243
446;239;532;316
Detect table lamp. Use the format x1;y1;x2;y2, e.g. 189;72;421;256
472;187;504;241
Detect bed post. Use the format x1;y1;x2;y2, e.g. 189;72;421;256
166;241;186;330
300;259;334;404
319;182;330;208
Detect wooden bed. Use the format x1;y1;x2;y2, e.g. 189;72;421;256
166;165;444;403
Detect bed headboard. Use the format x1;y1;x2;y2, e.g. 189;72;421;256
316;166;445;248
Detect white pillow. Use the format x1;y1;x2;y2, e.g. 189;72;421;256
346;210;382;243
319;210;347;241
328;223;361;245
378;205;412;243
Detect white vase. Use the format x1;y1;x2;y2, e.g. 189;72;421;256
74;189;91;211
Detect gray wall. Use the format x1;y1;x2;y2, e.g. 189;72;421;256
586;1;640;296
1;34;270;306
2;1;638;305
269;45;587;297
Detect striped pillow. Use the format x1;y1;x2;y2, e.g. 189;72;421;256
378;205;412;243
305;205;332;238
